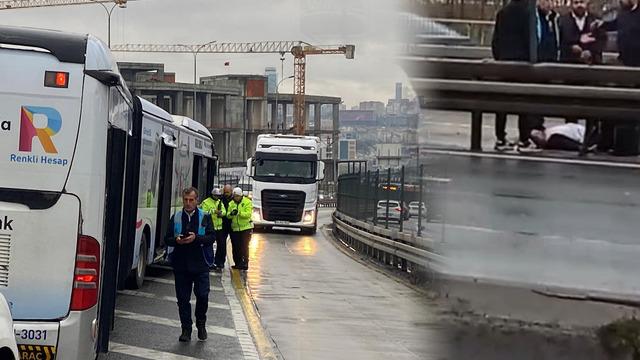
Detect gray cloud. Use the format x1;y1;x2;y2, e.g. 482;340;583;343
0;0;410;107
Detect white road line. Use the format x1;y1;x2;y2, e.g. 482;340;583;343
118;290;230;310
221;274;260;360
149;264;222;277
115;310;237;338
110;343;203;360
145;276;224;291
423;148;640;169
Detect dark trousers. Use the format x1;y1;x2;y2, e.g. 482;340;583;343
174;271;210;329
495;113;541;142
215;228;229;267
546;134;582;151
230;230;251;268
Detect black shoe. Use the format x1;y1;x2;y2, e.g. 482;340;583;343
209;264;218;272
494;139;515;151
179;328;191;342
197;323;207;341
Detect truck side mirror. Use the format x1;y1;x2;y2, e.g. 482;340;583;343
317;161;325;181
246;158;254;177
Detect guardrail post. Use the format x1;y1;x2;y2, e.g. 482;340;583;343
471;111;483;151
373;169;380;226
385;168;391;229
418;164;424;237
399;166;405;233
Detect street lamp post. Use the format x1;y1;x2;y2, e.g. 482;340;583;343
275;75;294;133
91;0;127;48
192;40;217;122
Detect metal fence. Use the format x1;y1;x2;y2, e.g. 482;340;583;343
337;164;427;236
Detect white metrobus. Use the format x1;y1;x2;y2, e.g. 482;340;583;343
0;26;216;359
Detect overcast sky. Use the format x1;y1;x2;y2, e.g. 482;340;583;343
0;0;412;107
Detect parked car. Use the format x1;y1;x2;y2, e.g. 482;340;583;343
0;293;19;360
409;201;427;219
376;200;410;223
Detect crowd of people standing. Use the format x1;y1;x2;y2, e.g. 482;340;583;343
491;0;640;154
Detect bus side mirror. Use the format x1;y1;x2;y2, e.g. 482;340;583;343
317;161;325;181
246;158;254;177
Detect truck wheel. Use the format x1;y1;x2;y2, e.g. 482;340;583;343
126;234;147;289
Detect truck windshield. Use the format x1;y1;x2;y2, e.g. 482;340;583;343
254;159;315;183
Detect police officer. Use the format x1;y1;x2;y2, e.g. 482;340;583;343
165;187;215;342
200;188;226;272
227;187;253;270
214;184;233;270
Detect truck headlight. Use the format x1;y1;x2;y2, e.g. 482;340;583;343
303;210;315;224
252;208;262;222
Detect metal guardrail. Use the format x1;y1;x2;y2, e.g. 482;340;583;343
403;56;640;151
332;211;443;274
405;44;619;63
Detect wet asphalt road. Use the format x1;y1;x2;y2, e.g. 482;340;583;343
422;152;640;296
244;209;446;360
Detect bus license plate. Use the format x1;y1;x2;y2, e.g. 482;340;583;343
17;344;56;360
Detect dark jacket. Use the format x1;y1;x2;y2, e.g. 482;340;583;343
538;9;560;62
165;208;215;273
221;195;232;232
559;13;606;63
603;6;640;66
492;0;531;61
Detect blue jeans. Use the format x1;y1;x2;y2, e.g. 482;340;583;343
174;271;210;329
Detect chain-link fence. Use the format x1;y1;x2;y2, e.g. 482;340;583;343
337;164;427;236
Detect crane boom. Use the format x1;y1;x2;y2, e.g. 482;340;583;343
111;41;304;54
1;0;116;10
112;42;354;136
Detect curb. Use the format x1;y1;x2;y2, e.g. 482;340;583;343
226;243;283;360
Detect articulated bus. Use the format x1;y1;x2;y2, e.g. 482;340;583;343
0;26;216;359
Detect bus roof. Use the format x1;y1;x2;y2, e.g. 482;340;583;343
0;25;117;72
171;115;213;140
139;98;173;123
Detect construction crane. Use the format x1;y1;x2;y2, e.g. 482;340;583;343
0;0;126;10
111;41;355;135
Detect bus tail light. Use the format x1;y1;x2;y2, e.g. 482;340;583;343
71;235;100;311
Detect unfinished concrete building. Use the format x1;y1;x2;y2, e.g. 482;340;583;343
118;62;341;170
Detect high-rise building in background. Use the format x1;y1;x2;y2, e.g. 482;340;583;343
395;82;402;100
359;101;385;116
265;67;277;93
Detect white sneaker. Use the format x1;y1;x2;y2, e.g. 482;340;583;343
517;141;542;153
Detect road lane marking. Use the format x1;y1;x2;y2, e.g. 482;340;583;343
118;290;230;310
110;342;203;360
144;276;224;291
115;310;236;338
222;274;260;360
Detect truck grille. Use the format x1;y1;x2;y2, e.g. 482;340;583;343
0;234;10;287
262;190;306;222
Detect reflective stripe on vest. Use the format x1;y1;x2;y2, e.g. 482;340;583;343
174;209;206;236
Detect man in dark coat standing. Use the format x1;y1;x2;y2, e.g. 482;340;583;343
492;0;546;152
596;0;640;66
165;187;215;342
559;0;607;64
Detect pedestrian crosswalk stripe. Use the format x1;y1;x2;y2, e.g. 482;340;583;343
118;289;230;310
110;342;204;360
144;276;224;291
115;310;237;338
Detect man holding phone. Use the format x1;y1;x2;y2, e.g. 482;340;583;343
165;187;215;342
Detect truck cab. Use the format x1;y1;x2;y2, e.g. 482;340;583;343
246;134;325;234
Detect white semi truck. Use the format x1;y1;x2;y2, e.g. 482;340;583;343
246;134;325;234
